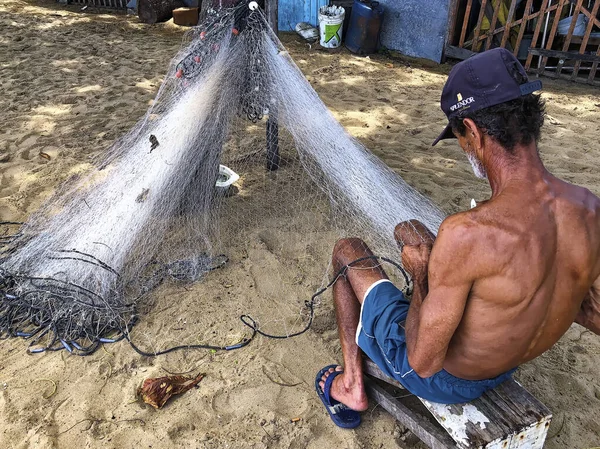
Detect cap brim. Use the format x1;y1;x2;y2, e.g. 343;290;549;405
432;123;454;146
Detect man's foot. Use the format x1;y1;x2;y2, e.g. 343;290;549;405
319;366;368;411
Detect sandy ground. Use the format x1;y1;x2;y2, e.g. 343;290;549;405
1;1;600;448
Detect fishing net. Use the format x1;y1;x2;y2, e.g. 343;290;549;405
0;1;445;355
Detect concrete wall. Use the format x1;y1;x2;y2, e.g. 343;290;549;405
376;0;450;63
278;0;328;31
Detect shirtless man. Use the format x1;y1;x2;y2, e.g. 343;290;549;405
315;48;600;428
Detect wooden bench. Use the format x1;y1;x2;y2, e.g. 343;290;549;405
364;360;552;449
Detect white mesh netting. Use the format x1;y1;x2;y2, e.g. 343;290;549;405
0;2;445;355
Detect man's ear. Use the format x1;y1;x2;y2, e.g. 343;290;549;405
462;118;484;151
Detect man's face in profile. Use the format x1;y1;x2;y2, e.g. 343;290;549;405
454;126;487;180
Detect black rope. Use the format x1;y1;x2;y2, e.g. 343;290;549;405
240;255;411;340
57;249;120;277
1;253;410;356
0;254;233;356
123;326;255;357
124;255;410;356
0;256;410;357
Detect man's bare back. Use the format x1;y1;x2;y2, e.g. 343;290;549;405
440;172;600;380
316;49;600;422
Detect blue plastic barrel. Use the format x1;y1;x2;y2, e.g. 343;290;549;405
345;0;384;55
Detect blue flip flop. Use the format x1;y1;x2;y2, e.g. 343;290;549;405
315;364;361;429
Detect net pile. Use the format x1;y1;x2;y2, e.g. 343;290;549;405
0;2;445;355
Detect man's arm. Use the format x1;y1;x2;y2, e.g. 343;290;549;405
402;217;476;378
575;275;600;335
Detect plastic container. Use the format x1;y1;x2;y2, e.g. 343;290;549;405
558;14;587;36
345;0;384;55
295;22;319;43
215;164;239;193
318;6;345;48
517;34;533;60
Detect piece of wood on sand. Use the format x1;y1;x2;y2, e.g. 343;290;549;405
364;359;552;449
173;7;199;26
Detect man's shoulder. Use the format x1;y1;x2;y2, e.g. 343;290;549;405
433;209;507;267
433;212;490;258
437;209;495;243
552;178;600;233
428;212;496;283
552;175;600;210
553;180;600;272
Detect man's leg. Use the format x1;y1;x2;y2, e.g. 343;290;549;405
319;237;388;412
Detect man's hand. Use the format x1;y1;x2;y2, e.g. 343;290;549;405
401;243;432;281
394;219;435;281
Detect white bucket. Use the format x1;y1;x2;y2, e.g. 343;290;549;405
319;6;345;48
215;164;239;192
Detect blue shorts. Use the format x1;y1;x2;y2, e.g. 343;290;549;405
356;280;515;404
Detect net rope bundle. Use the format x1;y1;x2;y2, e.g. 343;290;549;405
0;2;445;355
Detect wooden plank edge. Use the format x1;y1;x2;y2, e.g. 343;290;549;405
364;359;406;389
528;48;600;62
532;69;600;85
365;378;458;449
444;45;477;61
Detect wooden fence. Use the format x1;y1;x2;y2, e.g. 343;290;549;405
70;0;128;9
446;0;600;86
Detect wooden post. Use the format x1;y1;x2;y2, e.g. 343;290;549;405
471;0;488;51
511;0;534;58
265;0;278;36
459;0;474;48
555;0;584;77
524;0;551;70
484;0;504;50
537;0;569;75
265;0;280;171
587;45;600;84
138;0;175;23
499;0;518;49
572;0;600;80
443;0;461;61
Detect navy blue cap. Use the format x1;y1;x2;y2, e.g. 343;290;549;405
432;48;543;146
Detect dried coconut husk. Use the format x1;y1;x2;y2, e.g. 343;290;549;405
138;372;205;409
